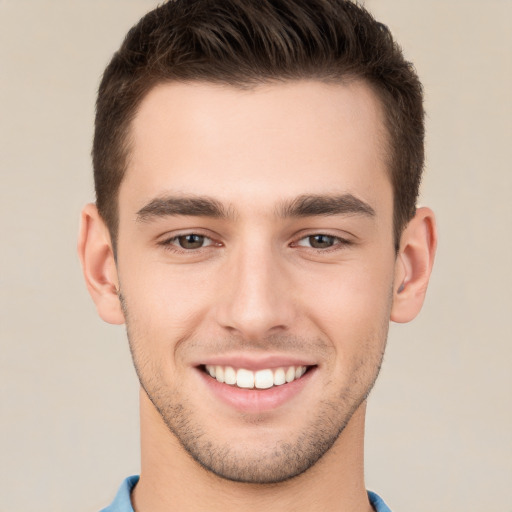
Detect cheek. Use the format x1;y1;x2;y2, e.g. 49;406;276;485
118;260;216;343
298;258;395;346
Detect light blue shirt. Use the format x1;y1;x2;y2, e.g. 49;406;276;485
101;475;392;512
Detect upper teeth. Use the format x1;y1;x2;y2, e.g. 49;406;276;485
205;365;308;389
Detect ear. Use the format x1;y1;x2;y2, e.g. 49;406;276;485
391;207;437;323
77;203;125;325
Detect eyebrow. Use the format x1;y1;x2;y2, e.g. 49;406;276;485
277;194;376;218
136;195;233;221
136;193;375;222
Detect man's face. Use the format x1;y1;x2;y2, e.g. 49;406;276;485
115;80;397;483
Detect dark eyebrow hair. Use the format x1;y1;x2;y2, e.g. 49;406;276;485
277;194;376;218
136;195;233;221
136;193;375;222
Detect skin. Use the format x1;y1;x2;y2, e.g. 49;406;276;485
79;80;436;512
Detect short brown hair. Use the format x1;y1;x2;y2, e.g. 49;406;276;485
93;0;424;249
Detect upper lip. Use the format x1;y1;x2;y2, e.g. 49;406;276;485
193;353;317;371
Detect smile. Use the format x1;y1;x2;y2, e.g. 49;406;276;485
204;364;309;389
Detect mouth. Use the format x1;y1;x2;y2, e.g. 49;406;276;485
195;356;318;413
200;364;314;390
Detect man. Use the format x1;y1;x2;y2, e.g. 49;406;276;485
78;0;436;510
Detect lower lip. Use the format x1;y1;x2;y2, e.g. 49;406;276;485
197;367;315;414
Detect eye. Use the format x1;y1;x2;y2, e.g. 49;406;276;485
164;233;215;250
295;234;348;249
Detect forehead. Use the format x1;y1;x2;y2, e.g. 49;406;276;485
121;80;391;217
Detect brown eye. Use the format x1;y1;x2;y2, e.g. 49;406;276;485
177;234;206;249
307;234;336;249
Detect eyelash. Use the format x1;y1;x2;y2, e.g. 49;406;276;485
158;232;353;254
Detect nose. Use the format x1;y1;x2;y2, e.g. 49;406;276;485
214;242;296;341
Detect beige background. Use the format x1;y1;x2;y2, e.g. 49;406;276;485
0;1;510;511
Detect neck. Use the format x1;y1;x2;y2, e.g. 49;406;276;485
132;389;373;512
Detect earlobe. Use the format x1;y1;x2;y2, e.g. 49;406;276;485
391;207;437;323
77;203;125;325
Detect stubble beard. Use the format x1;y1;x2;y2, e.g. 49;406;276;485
121;296;388;485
